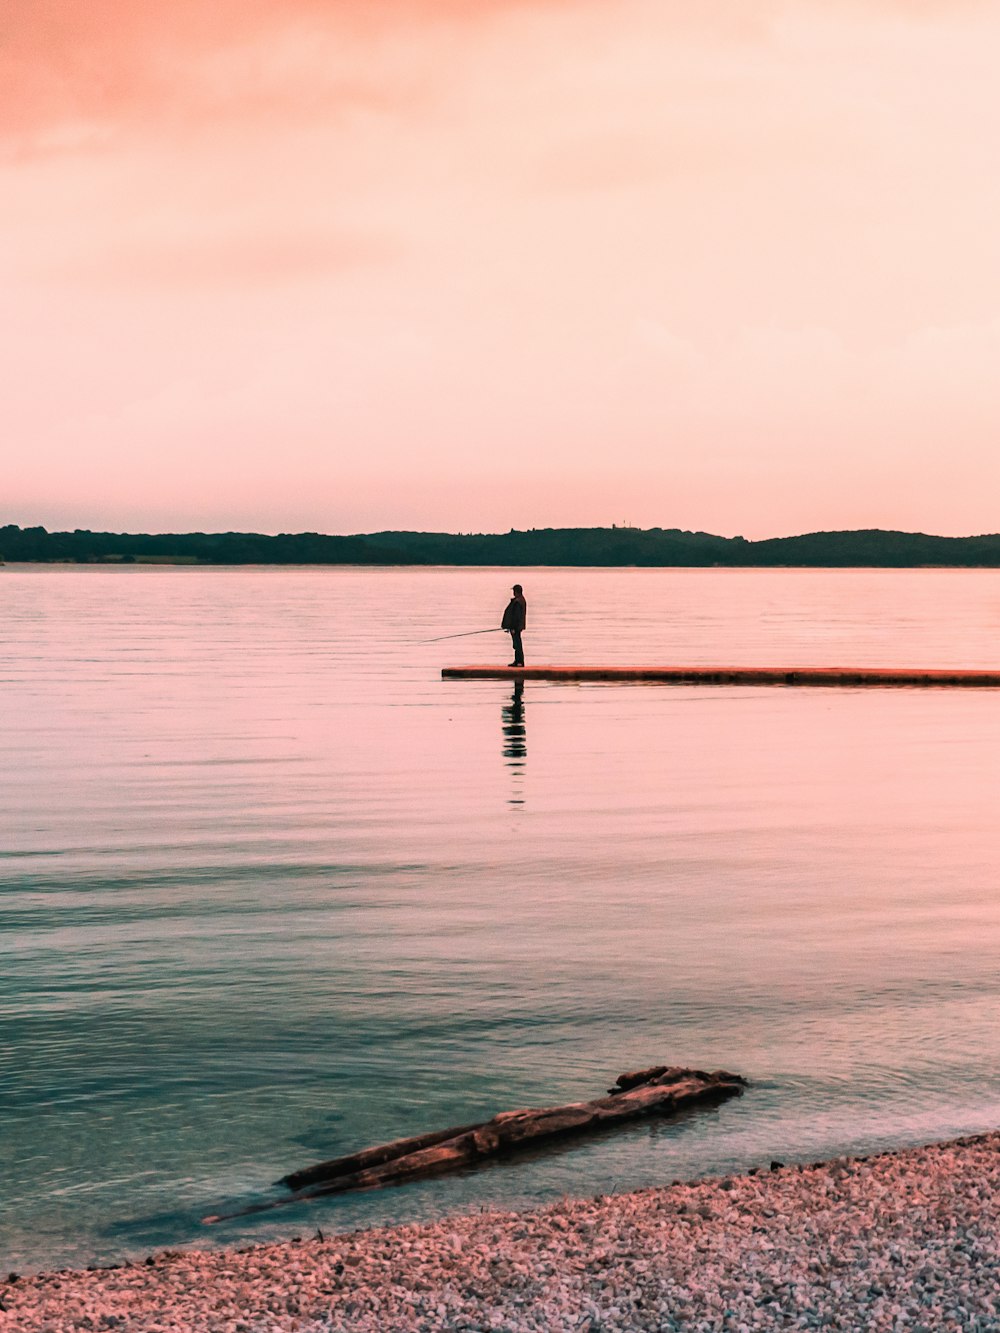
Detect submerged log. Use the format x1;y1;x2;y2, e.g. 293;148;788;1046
202;1065;746;1224
282;1121;486;1193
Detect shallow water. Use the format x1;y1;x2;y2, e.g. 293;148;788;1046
3;565;1000;1273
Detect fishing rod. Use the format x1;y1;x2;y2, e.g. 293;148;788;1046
418;627;504;644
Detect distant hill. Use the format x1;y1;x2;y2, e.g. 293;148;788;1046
746;529;1000;566
0;525;412;565
4;523;1000;567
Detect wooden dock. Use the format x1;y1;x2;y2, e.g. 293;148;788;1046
442;666;1000;687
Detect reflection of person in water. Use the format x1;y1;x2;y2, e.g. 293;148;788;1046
502;679;526;766
501;584;526;667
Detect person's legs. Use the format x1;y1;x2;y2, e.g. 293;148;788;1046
510;630;524;667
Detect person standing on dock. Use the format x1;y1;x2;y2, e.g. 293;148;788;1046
501;584;526;667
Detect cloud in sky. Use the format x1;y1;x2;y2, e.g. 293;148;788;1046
6;0;1000;536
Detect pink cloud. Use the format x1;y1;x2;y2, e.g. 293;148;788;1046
2;0;594;141
34;227;400;286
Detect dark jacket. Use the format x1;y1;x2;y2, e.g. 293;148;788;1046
501;594;526;633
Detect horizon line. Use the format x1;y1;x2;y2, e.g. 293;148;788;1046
8;521;1000;544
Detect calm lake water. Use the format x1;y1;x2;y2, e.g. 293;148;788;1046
4;565;1000;1273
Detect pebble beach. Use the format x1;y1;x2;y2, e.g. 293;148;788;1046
5;1132;1000;1332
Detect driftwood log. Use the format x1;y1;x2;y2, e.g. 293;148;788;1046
202;1065;745;1224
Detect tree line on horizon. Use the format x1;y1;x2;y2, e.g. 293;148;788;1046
4;523;1000;567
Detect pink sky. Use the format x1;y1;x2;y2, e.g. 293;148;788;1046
6;0;1000;538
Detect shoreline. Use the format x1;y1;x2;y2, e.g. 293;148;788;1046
5;1131;1000;1331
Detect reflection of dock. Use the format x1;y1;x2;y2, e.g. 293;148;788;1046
443;665;1000;687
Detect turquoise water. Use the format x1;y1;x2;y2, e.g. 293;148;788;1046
4;565;1000;1273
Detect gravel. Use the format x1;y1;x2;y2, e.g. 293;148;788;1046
4;1132;1000;1332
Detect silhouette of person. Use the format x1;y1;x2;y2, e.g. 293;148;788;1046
501;584;526;667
